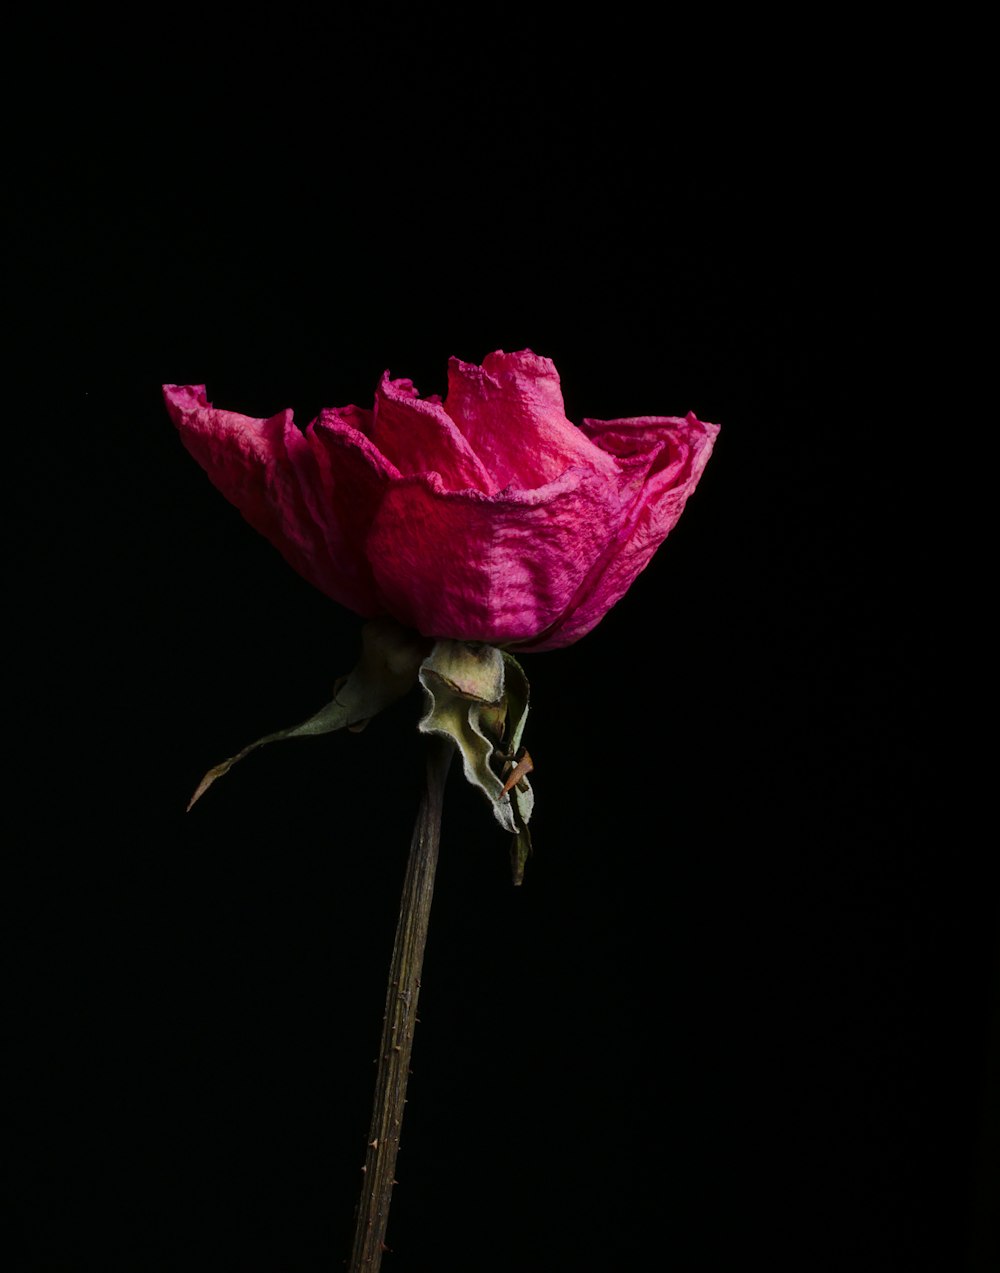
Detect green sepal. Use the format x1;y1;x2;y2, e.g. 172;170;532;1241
186;618;427;809
499;652;533;885
501;652;530;756
417;642;534;852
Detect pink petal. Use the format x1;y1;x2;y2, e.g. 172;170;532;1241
365;465;623;646
297;409;407;615
444;350;620;490
371;372;496;493
166;365;719;652
520;413;720;650
163;384;384;616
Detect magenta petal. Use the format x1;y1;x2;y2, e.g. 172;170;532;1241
521;413;719;650
163;384;383;615
365;466;623;645
297;410;410;616
166;357;718;649
444;350;619;490
371;372;496;493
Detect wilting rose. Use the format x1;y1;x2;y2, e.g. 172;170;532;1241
163;350;717;651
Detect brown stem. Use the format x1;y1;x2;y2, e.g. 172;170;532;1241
348;734;453;1270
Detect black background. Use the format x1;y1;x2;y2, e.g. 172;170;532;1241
9;14;993;1272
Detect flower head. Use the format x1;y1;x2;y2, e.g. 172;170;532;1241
164;350;717;650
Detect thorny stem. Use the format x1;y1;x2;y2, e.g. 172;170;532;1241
348;734;453;1270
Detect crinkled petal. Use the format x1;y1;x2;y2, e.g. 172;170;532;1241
166;365;718;651
319;401;375;439
372;372;496;493
163;384;385;616
365;465;623;645
444;350;619;490
519;413;720;650
297;410;405;615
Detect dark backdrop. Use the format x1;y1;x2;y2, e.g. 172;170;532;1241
10;15;992;1272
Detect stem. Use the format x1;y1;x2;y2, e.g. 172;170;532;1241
348;734;453;1270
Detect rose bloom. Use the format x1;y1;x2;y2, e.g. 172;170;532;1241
163;350;717;651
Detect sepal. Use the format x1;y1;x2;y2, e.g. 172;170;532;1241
186;618;427;809
417;642;534;883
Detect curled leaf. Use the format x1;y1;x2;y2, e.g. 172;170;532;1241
187;618;427;809
417;642;534;879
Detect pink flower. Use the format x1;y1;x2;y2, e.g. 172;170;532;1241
163;350;717;651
